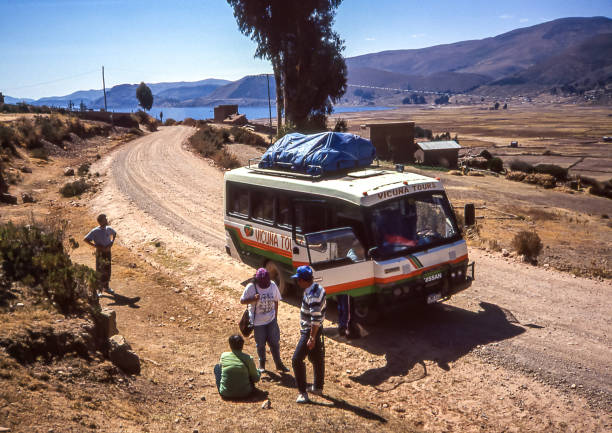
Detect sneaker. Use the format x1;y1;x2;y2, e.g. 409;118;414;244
257;367;266;374
308;385;323;396
96;291;102;298
296;393;310;404
275;364;290;373
104;287;115;295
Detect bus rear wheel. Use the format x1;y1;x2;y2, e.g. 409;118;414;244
265;261;290;297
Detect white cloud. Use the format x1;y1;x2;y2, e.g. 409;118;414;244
365;37;376;41
519;18;529;23
411;33;425;38
499;14;513;19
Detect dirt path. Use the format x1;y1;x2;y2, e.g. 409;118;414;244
88;126;611;431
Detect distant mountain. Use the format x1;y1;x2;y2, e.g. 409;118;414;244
148;78;230;95
180;75;277;107
21;78;230;109
3;96;35;104
155;84;223;102
346;17;612;80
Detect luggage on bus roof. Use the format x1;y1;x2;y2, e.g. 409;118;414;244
258;131;376;175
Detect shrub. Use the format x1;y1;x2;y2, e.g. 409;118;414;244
183;117;197;127
0;222;97;314
230;126;266;147
59;179;90;197
36;115;68;144
190;125;225;154
14;118;39;149
332;118;348;132
479;149;492;160
512;230;542;259
415;126;433;139
487;157;504;173
509;159;534;173
524;173;556;188
214;149;240;170
77;162;90;176
506;171;526;182
164;118;177;126
533;164;568;181
0;124;18;152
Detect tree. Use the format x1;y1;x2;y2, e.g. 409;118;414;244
227;1;346;131
0;92;4;105
434;95;449;105
136;82;153;111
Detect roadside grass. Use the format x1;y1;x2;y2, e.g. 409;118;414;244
60;179;90;197
189;124;239;169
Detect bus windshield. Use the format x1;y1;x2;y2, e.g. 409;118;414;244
367;192;460;258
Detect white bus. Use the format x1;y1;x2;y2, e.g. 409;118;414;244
224;164;474;323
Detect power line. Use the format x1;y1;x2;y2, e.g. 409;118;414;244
3;69;100;91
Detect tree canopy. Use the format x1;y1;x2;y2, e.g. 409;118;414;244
227;0;347;131
136;82;154;111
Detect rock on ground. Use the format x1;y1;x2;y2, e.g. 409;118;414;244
109;334;140;375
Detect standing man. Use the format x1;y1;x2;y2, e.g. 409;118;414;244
291;266;327;404
84;214;116;297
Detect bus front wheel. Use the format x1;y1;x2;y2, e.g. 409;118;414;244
353;301;380;325
265;261;290;297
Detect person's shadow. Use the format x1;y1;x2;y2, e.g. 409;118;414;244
337;302;526;389
105;292;141;309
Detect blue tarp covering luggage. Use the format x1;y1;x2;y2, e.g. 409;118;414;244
258;132;376;175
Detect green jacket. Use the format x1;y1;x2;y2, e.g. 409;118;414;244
219;350;260;399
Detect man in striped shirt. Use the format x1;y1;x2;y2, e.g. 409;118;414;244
291;266;327;404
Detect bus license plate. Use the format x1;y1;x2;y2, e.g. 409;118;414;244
424;271;442;283
427;293;441;304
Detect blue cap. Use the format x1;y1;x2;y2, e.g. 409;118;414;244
291;265;313;281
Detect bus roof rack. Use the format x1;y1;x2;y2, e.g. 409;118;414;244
247;157;324;180
247;157;382;181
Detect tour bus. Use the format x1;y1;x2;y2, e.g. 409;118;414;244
224;163;474;323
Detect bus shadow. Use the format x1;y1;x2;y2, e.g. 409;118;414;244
331;302;525;388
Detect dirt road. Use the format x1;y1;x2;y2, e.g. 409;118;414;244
91;126;611;431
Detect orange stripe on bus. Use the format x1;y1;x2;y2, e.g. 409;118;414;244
324;254;469;294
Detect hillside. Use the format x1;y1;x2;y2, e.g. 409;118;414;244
477;33;612;96
346;17;612;80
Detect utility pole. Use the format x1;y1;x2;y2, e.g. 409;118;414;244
102;66;108;112
266;73;272;128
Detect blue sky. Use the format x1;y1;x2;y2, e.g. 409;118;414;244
1;0;610;99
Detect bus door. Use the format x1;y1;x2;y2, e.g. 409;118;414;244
303;227;373;298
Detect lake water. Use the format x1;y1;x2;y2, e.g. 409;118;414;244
108;105;393;122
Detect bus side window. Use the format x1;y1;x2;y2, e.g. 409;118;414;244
251;189;274;224
277;195;292;228
229;184;249;216
294;202;327;234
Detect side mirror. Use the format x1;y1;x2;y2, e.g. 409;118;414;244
464;203;475;226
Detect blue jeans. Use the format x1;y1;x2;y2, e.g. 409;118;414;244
253;318;283;369
337;294;350;330
292;329;325;393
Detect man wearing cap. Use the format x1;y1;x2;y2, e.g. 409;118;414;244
240;268;288;373
291;265;327;403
